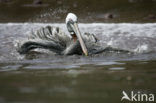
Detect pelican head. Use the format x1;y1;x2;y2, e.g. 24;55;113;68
65;13;88;56
66;13;77;37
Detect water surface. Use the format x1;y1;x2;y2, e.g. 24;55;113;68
0;23;156;103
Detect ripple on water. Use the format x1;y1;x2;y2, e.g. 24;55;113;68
0;65;21;72
108;67;126;71
96;61;125;65
24;64;80;70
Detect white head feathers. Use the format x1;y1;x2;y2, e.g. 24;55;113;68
65;13;77;24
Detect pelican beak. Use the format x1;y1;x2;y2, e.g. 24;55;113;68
70;23;88;56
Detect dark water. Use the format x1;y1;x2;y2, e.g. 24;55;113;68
0;0;156;103
0;60;156;103
0;0;156;23
0;23;156;103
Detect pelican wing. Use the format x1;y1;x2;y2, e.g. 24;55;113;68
17;26;72;54
29;26;71;47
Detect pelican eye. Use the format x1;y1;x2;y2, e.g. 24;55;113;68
68;19;74;24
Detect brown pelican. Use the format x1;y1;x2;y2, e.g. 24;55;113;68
16;13;128;55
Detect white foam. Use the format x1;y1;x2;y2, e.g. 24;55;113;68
134;44;148;53
1;23;156;37
1;23;156;56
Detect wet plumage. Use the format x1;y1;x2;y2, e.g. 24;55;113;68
17;25;101;55
16;13;129;55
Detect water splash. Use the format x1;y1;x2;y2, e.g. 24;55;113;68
0;23;156;62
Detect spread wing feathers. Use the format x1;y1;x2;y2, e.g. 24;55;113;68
83;33;98;43
16;25;100;55
29;26;98;46
29;26;71;47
